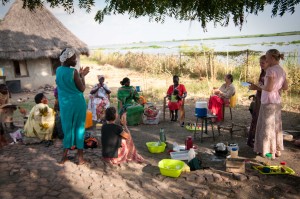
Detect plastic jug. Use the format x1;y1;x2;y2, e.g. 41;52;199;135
159;128;166;142
185;136;193;150
230;147;238;158
85;110;93;129
265;153;272;166
195;101;207;117
280;161;287;171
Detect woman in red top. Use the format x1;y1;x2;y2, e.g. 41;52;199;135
166;75;187;127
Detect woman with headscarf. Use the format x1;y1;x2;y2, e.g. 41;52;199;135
117;77;144;125
24;93;55;146
88;75;111;122
56;48;90;165
254;49;288;159
208;74;235;122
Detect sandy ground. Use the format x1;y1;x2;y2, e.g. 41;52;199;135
1;64;300;199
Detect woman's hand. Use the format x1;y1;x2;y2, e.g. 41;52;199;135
120;113;127;126
213;89;220;95
79;66;90;77
249;83;260;91
98;83;103;88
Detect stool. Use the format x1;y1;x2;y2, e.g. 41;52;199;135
194;114;217;142
217;123;248;139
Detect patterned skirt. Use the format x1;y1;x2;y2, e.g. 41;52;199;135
102;133;144;164
254;103;283;159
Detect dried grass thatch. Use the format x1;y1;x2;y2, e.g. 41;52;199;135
0;0;89;60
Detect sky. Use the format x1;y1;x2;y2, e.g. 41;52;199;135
0;1;300;47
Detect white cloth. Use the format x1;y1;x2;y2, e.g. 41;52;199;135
87;83;110;121
59;48;75;63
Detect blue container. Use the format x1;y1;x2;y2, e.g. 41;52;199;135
195;108;207;117
136;86;141;92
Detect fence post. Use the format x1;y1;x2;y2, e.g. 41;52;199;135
246;49;249;81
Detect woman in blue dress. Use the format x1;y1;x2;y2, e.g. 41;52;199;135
56;48;90;165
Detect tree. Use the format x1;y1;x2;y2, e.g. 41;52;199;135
2;0;299;29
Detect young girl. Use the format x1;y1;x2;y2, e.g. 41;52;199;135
101;107;144;164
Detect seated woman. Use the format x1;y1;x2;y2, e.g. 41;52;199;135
117;77;144;125
208;74;235;122
0;84;19;147
24;93;55;146
101;107;144;164
88;75;111;122
166;75;187;127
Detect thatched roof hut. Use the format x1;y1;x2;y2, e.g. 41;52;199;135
0;0;89;60
0;0;89;91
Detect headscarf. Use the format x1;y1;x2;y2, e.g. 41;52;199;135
97;75;104;80
59;48;76;63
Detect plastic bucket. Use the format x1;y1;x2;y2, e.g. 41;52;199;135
158;159;185;178
85;110;93;129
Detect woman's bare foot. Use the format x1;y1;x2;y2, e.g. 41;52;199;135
59;149;69;164
59;156;69;164
78;157;86;165
77;149;85;165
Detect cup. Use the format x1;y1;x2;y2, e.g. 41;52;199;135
136;86;141;92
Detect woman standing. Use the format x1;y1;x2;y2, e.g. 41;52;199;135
254;49;288;159
247;55;268;148
56;48;90;165
88;75;111;122
166;75;187;127
208;74;235;122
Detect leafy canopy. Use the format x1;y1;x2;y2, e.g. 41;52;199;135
1;0;299;29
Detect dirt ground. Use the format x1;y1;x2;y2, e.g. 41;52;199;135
1;64;300;199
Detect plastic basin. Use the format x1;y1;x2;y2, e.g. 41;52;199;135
146;142;166;153
158;159;185;178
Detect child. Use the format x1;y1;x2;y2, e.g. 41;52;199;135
169;89;180;121
101;107;144;164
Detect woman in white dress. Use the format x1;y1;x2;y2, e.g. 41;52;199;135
88;75;111;122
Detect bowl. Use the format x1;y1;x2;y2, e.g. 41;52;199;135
158;159;185;178
146;142;166;153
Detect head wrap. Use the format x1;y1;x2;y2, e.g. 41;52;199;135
59;48;76;63
97;75;104;80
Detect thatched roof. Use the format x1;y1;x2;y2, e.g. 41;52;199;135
0;0;89;60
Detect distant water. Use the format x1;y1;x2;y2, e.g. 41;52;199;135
91;35;300;56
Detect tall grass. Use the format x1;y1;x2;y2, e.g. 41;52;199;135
82;49;300;112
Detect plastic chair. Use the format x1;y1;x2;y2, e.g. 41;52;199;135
222;93;237;121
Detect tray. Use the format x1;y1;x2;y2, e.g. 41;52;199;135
170;151;189;160
253;165;295;175
185;125;202;131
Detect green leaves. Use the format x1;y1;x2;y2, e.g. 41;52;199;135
3;0;299;29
